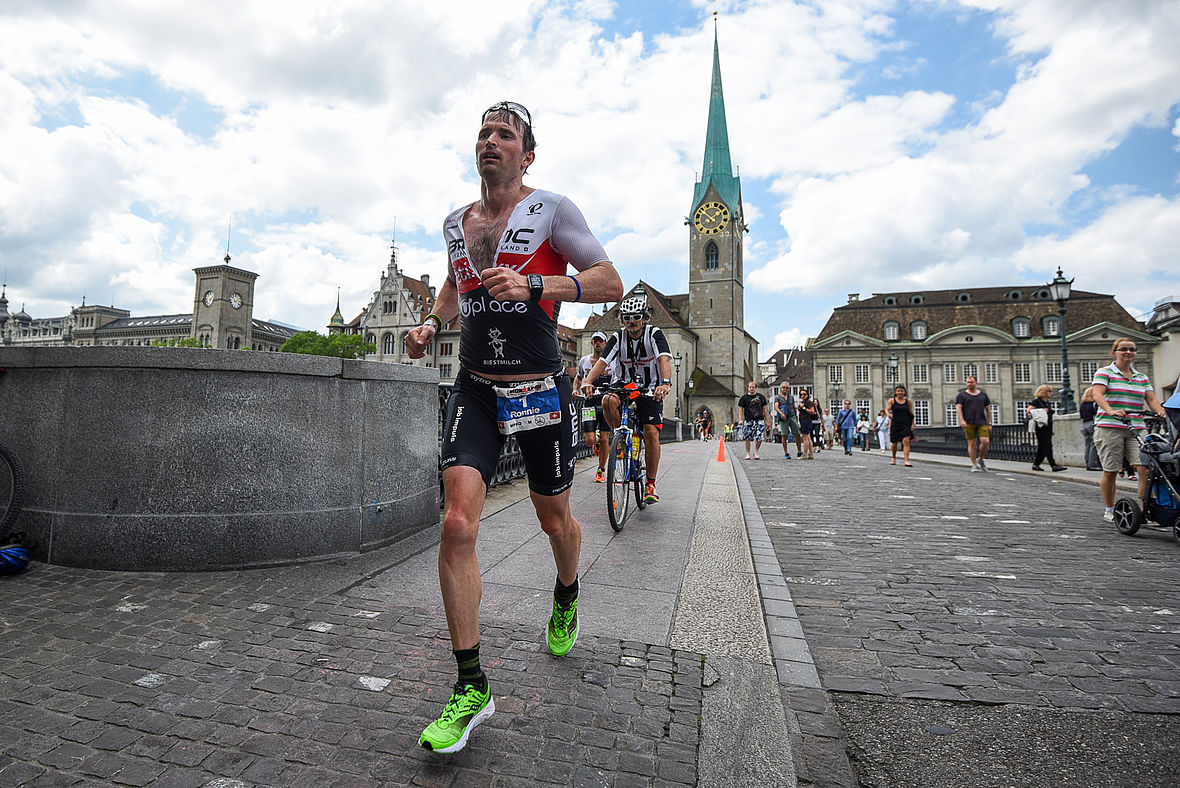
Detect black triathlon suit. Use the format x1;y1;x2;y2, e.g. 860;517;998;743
439;189;609;495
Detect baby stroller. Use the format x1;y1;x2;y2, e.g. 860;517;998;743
1111;405;1180;543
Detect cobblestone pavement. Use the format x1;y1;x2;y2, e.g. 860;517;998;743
739;448;1180;787
0;566;703;787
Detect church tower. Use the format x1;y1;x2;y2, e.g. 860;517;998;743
687;21;757;414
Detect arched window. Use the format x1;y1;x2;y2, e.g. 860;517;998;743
366;333;376;345
705;242;719;271
1012;317;1030;338
884;321;899;341
382;333;394;355
911;321;928;340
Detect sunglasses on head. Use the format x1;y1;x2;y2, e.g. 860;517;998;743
482;101;532;128
621;313;644;322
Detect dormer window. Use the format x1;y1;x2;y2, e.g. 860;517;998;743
883;296;898;306
910;295;925;305
911;321;928;340
1043;316;1060;337
1013;317;1030;338
956;293;972;303
1007;290;1022;301
1033;288;1051;300
884;321;899;341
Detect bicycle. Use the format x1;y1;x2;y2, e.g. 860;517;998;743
0;368;29;573
601;382;648;532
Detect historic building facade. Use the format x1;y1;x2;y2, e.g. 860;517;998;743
808;287;1159;426
580;27;759;426
0;257;295;351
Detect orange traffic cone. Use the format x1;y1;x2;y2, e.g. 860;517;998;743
716;437;726;462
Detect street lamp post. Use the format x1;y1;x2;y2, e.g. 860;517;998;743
887;353;899;401
674;351;682;420
687;379;694;436
1048;267;1075;414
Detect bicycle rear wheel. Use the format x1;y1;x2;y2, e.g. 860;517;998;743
0;442;25;538
607;431;631;532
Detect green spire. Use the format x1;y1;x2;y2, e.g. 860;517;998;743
692;22;740;212
330;288;344;326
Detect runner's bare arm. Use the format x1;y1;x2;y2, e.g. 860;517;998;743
405;277;459;360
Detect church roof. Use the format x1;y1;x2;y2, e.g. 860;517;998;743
691;26;741;213
582;280;693;334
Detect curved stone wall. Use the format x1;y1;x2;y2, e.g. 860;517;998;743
0;347;439;571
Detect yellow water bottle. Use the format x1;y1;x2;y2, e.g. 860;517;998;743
631;433;641;460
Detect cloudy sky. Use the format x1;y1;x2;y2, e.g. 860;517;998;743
3;0;1178;353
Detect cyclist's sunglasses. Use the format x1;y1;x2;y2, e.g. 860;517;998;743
621;313;644;322
482;101;532;129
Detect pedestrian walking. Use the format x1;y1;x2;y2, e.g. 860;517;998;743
875;409;890;453
797;390;818;459
773;382;801;458
405;100;623;753
955;374;992;472
1091;337;1167;522
888;385;915;466
737;381;771;460
835;400;857;454
856;411;872;450
1027;385;1066;472
1079;386;1102;470
822;408;835;450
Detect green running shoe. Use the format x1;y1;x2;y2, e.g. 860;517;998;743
547;595;579;656
418;681;494;753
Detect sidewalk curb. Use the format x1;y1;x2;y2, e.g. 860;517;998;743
730;456;858;788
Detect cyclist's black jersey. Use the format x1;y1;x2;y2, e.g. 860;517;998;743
600;325;671;391
444;189;609;376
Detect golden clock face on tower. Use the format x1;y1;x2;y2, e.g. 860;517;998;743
693;201;730;235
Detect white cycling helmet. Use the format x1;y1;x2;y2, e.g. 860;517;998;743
618;294;649;320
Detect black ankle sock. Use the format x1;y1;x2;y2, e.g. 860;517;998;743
454;645;486;690
555;575;579;605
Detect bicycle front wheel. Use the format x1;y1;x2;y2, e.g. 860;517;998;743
633;433;647;510
0;442;25;538
607;431;631;532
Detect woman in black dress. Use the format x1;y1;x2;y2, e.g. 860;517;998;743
888;385;915;466
797;389;818;459
1027;384;1066;472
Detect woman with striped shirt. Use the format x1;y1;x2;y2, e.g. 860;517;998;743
1091;337;1167;522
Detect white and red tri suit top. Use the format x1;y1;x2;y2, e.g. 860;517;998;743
444;189;608;377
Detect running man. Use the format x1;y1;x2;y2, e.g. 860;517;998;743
573;331;614;482
405;100;623;753
580;293;673;503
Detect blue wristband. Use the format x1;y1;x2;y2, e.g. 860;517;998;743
568;275;581;302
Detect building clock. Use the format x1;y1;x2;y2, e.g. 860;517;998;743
693;201;730;235
203;290;215;307
230;293;243;309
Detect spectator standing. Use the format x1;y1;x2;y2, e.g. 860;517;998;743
797;390;818;460
1079;387;1102;470
888;385;915;466
834;400;858;455
955;375;993;472
773;383;800;459
875;409;890;453
856;411;872;450
822;408;835;450
737;381;770;460
1091;337;1167;522
1027;384;1066;472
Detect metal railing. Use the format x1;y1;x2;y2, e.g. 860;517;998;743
912;423;1036;463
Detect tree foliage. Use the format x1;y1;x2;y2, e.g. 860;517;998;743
151;337;206;348
280;331;376;359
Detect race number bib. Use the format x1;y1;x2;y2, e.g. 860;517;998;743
494;377;562;436
581;406;597;423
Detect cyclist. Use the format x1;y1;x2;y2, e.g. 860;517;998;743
404;100;623;753
572;331;614;482
579;294;672;503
